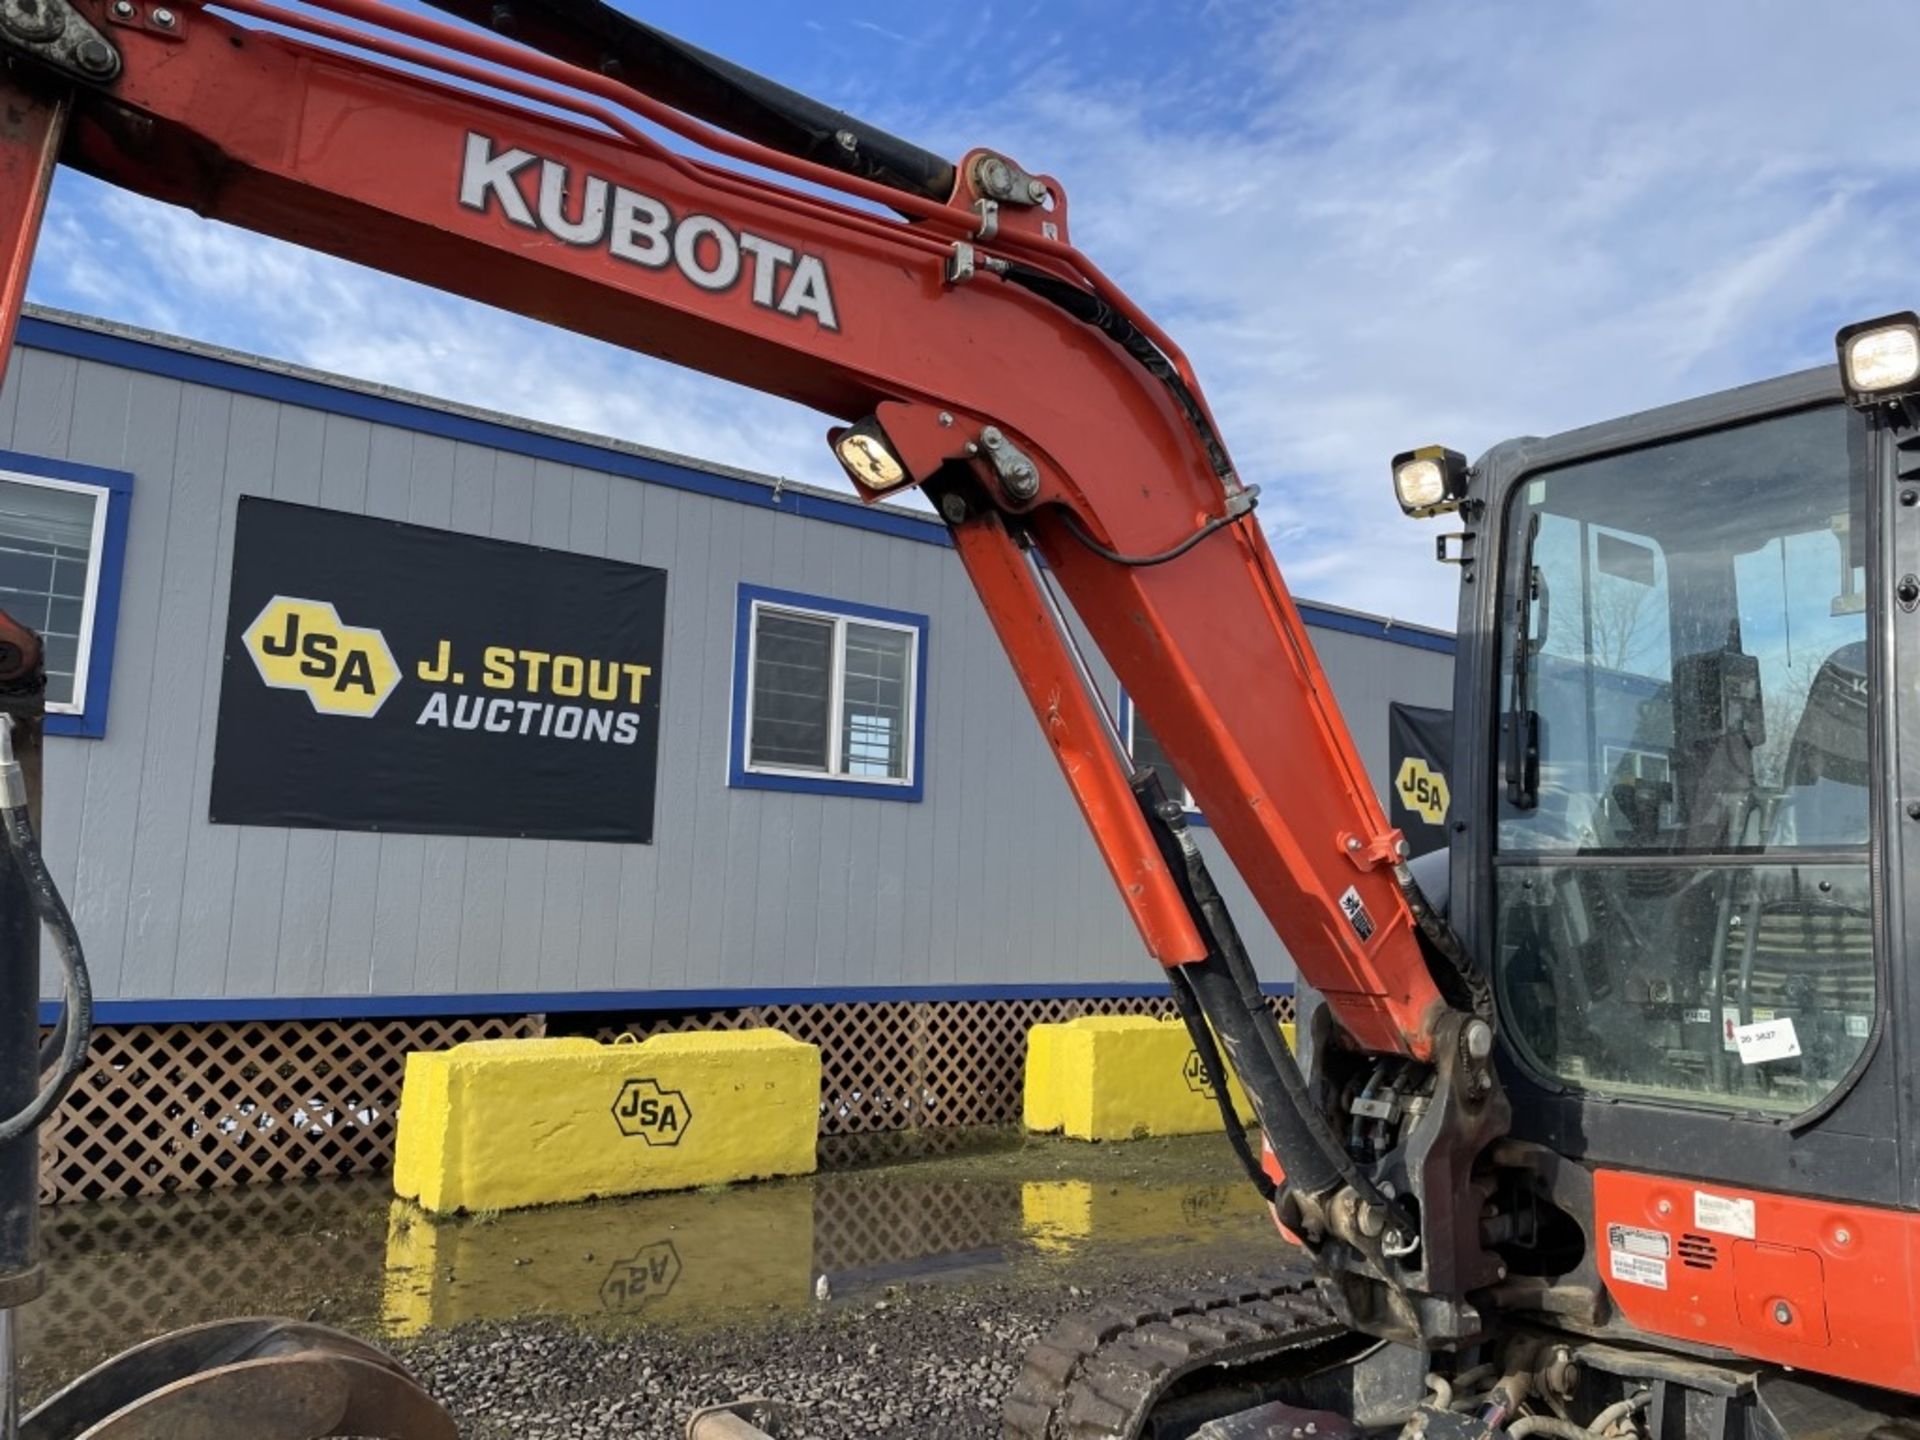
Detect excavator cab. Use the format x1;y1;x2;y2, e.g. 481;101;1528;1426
1014;339;1920;1439
1482;399;1871;1111
1338;314;1920;1430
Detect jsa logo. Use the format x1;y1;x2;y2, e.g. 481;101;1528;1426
611;1077;692;1146
243;597;401;718
1395;756;1450;826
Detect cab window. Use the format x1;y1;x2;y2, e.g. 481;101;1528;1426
1493;405;1873;1113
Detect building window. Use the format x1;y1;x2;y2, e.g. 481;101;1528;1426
1123;694;1208;825
730;584;928;801
0;454;133;739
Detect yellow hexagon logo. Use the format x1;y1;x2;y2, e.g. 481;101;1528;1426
242;596;400;718
1395;756;1450;826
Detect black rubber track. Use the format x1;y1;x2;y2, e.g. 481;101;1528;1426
1001;1275;1350;1440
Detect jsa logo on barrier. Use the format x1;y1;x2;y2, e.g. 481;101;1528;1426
243;597;401;717
460;134;839;330
612;1077;692;1146
1182;1049;1218;1100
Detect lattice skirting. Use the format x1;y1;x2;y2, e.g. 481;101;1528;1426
38;1015;544;1206
39;993;1295;1204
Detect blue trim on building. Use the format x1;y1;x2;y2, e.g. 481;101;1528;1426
16;316;1456;656
42;979;1295;1026
16;315;950;551
729;583;930;803
0;448;134;739
1296;602;1454;656
1116;690;1211;829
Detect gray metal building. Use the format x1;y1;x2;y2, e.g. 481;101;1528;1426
0;307;1453;1026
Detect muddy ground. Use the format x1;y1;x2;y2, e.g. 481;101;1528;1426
19;1131;1308;1438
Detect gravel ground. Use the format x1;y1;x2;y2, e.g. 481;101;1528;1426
21;1134;1301;1436
400;1239;1304;1439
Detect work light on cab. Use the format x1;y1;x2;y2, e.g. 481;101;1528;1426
831;418;910;492
1391;445;1468;518
1837;312;1920;406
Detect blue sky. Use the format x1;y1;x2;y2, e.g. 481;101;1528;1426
28;0;1920;625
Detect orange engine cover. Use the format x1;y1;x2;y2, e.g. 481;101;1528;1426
1594;1169;1920;1394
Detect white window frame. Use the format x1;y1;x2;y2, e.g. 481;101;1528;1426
743;598;920;788
0;469;111;717
1603;744;1671;785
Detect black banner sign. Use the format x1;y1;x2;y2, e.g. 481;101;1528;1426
211;497;666;843
1388;702;1453;858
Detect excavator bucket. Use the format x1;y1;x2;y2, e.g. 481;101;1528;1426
20;1316;456;1440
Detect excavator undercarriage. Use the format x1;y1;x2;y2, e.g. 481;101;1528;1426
1004;1278;1920;1440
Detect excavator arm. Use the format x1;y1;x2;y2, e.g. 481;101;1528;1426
0;0;1504;1346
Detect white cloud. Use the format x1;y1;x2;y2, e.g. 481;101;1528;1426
896;1;1920;621
27;0;1920;631
38;181;839;491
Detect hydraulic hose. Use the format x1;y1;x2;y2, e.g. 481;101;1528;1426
422;0;958;202
1586;1392;1653;1435
1167;961;1275;1203
1506;1419;1598;1440
1181;958;1342;1197
1393;862;1493;1024
995;261;1237;483
1054;499;1257;570
1132;768;1415;1246
0;718;90;1147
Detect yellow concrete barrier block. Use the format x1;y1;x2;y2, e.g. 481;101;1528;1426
1021;1021;1068;1133
393;1029;820;1215
1022;1015;1294;1141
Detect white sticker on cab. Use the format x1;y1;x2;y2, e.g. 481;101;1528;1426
1609;1249;1668;1290
1722;1006;1774;1052
1734;1017;1801;1066
1606;1223;1670;1259
1694;1190;1756;1240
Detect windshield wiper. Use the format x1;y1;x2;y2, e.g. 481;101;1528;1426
1504;513;1542;810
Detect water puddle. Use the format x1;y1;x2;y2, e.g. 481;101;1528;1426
18;1133;1276;1400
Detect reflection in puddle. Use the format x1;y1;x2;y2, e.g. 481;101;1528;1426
382;1182;819;1334
18;1181;394;1402
382;1171;1268;1333
1020;1180;1257;1253
20;1136;1277;1398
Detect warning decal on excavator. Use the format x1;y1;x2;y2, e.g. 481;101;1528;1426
1338;886;1376;943
1692;1191;1755;1239
1607;1225;1669;1291
1607;1223;1669;1291
1607;1223;1670;1259
1609;1251;1667;1290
